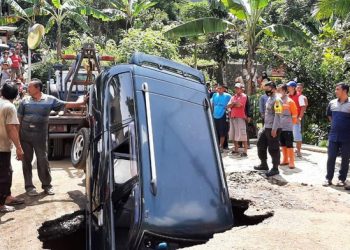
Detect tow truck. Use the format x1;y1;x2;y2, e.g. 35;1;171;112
47;43;114;168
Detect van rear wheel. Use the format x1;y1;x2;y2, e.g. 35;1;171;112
71;128;89;170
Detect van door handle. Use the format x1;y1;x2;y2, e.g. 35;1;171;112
142;82;157;195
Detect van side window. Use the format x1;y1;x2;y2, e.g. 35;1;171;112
108;73;134;127
108;73;137;185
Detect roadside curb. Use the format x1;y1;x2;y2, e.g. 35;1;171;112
249;139;327;154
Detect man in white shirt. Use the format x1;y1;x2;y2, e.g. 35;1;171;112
296;82;308;157
0;62;11;87
0;83;24;213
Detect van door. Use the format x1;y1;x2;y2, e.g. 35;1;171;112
107;72;141;249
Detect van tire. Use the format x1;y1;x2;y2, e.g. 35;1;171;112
71;128;89;170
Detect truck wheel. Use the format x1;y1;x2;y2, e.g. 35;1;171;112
71;128;89;170
48;139;64;160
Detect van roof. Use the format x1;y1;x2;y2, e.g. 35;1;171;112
130;53;205;84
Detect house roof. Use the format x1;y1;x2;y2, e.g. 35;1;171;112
0;26;18;32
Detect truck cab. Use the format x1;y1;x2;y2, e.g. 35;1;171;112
86;53;233;249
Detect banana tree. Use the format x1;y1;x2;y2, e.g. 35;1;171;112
220;0;310;94
43;0;110;57
0;0;110;58
109;0;157;30
0;0;48;83
165;17;234;69
0;0;46;25
313;0;350;20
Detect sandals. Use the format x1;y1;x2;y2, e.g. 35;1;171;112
0;205;15;213
5;196;25;206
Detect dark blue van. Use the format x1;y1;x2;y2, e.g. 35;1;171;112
85;53;233;249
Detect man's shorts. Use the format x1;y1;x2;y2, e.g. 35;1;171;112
229;118;247;142
214;116;229;137
11;68;21;78
280;131;294;148
293;123;302;142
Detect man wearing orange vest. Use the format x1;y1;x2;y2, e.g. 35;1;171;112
277;84;298;169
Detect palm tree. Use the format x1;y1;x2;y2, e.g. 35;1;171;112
220;0;309;94
313;0;350;20
109;0;157;30
165;17;234;69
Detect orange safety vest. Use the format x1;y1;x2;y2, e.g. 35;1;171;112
281;96;298;124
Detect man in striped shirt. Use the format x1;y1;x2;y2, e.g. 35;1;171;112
18;79;87;196
324;83;350;188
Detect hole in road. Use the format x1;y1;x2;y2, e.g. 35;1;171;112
38;199;274;249
38;210;85;250
231;198;274;227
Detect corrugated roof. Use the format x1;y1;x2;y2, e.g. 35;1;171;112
0;26;18;32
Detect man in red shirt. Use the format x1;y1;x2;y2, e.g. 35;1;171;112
227;83;248;157
10;48;22;80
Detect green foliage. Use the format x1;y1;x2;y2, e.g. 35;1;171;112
109;0;158;29
313;0;350;20
178;56;216;68
320;48;346;81
134;8;169;30
155;0;186;21
179;1;211;22
164;17;233;39
303;123;329;146
117;28;178;62
31;49;61;84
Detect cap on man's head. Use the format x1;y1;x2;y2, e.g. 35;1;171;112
265;81;276;89
287;81;297;88
234;83;243;88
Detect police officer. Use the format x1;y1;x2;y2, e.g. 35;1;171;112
18;79;87;196
254;81;282;177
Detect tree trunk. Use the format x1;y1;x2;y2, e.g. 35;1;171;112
56;22;62;59
220;58;227;86
194;41;198;69
245;48;255;95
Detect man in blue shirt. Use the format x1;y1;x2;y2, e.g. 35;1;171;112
211;84;231;152
324;83;350;188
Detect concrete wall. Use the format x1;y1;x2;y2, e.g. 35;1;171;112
201;62;265;88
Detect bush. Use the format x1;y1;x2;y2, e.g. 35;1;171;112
117;28;178;63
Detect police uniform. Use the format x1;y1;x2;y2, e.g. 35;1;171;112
255;93;282;175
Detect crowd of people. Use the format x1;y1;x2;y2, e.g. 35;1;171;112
0;44;27;100
0;68;349;213
210;75;350;189
0;79;87;213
